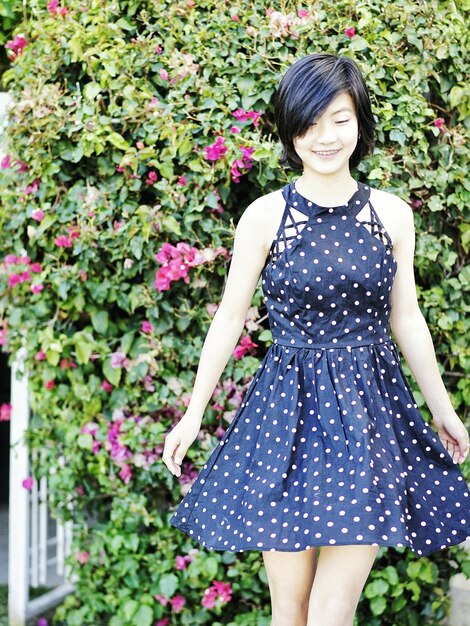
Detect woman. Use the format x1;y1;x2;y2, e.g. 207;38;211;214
163;53;470;626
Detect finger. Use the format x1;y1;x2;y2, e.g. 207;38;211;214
163;439;183;475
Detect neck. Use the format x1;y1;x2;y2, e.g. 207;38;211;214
296;170;357;205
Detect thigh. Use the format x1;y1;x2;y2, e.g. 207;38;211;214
262;546;319;603
308;545;379;624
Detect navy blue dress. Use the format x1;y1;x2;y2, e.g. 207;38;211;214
170;179;470;556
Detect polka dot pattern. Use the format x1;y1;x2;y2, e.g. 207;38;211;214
170;180;470;556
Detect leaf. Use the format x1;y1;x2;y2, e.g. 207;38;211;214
83;82;101;100
122;599;138;620
161;214;182;236
74;333;95;364
103;358;122;386
133;606;153;626
257;329;272;342
91;310;109;334
370;595;387;616
159;573;178;597
202;556;219;578
108;132;131;151
130;235;144;260
77;433;93;450
349;36;370;52
68;34;83;62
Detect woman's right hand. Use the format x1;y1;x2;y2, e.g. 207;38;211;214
162;414;203;477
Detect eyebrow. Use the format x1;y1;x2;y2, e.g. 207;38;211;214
331;107;353;114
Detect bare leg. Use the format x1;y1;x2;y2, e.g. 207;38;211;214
307;544;379;626
262;546;319;626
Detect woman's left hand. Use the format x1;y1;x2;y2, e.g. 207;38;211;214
432;411;470;465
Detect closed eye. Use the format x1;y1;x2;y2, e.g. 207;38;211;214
336;120;350;124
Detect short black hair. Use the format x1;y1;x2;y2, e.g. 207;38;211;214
273;53;376;171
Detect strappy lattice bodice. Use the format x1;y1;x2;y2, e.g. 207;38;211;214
261;180;398;349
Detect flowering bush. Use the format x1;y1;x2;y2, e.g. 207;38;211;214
0;0;469;624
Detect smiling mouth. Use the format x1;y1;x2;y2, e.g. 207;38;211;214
314;149;340;155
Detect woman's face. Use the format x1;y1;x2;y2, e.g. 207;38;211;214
292;91;359;176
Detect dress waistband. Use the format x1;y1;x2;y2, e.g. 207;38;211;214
272;337;394;351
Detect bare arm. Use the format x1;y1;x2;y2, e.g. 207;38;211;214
184;200;270;417
389;197;469;464
163;197;272;475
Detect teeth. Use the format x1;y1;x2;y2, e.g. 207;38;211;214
316;150;339;155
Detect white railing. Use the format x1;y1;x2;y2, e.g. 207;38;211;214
8;349;76;626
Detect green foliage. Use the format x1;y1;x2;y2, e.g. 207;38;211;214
0;0;469;624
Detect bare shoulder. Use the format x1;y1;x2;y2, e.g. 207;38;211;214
238;188;286;253
369;186;414;246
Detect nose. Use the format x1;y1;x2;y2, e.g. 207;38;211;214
316;124;338;144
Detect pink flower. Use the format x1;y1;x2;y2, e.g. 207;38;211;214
24;177;41;195
0;403;12;422
76;550;90;564
204;136;227;161
5;34;28;59
81;422;99;436
232;109;262;127
230;126;241;134
55;235;73;248
0;327;7;346
60;358;77;369
110;352;129;369
297;9;309;17
44;379;55;390
141;320;153;333
230;145;255;183
434;117;446;132
155;619;170;626
67;225;80;239
37;618;48;626
155;45;163;54
154;242;206;292
1;155;11;169
233;335;258;360
232;14;239;21
159;68;169;80
154;594;169;606
201;580;232;609
175;555;188;570
47;0;68;16
206;302;218;316
118;463;132;484
31;209;44;222
15;159;29;172
136;141;145;149
170;595;186;612
22;476;34;490
344;27;356;38
145;170;158;185
29;262;42;273
154;268;172;292
4;254;19;265
8;274;22;288
31;284;44;294
102;380;113;392
35;350;46;361
177;175;187;186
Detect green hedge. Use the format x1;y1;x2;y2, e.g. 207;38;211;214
0;1;469;625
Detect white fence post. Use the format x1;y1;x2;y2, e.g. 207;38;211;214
8;348;29;626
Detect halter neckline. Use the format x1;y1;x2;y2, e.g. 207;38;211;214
288;179;368;213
